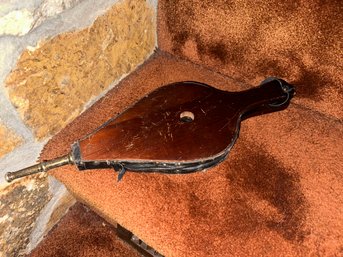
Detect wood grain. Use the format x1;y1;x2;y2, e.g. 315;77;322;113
78;80;292;162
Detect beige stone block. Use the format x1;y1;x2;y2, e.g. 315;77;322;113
0;175;51;256
0;123;22;158
6;0;156;139
0;9;34;36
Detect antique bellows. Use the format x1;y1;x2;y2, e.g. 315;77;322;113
5;78;294;182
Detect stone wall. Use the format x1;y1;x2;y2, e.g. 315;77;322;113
0;0;157;255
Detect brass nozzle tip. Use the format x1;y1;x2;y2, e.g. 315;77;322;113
5;172;14;183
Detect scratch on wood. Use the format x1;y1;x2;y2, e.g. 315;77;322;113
218;118;234;132
125;142;134;150
166;122;174;141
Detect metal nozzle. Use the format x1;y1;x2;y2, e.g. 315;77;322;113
5;153;74;183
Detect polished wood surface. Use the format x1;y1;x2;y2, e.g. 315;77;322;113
78;81;291;162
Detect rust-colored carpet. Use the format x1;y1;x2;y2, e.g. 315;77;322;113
39;1;343;256
158;0;343;120
41;51;343;256
29;203;142;257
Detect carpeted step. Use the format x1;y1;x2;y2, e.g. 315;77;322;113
40;51;343;256
28;202;143;257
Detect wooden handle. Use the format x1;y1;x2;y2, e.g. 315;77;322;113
233;78;294;118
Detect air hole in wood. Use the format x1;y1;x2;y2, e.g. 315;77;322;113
180;111;194;123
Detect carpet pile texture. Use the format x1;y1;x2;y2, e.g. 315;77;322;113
29;203;142;257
